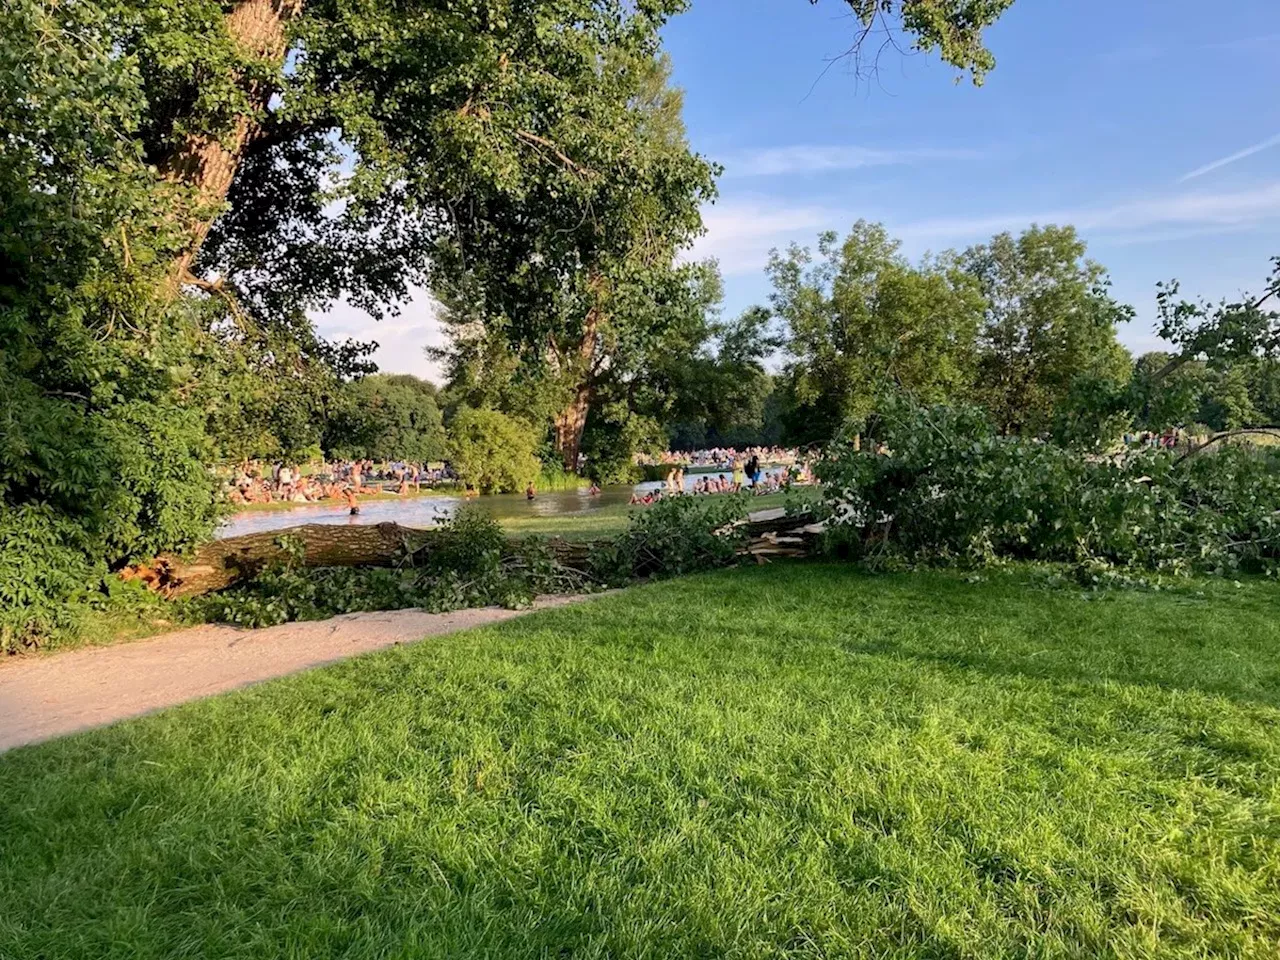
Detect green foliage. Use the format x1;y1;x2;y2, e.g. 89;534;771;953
430;51;721;471
593;494;750;582
324;374;446;462
824;0;1017;84
817;395;1280;576
581;408;664;485
447;408;540;494
1129;262;1280;433
189;511;591;629
768;221;986;443
962;225;1134;436
0;508;98;652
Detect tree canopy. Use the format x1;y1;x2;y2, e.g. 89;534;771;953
324;375;446;463
768;221;986;442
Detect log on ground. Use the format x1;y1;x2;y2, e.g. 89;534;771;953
155;522;431;597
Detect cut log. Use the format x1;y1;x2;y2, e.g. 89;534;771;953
155;522;431;597
138;513;822;600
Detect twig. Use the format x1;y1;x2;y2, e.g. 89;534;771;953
1173;427;1280;465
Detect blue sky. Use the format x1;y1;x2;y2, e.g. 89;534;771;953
316;0;1280;379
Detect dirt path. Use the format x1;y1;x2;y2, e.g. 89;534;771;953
0;596;599;753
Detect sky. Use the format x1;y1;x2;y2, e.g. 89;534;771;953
314;0;1280;382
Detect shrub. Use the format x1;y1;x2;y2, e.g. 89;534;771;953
0;506;100;652
447;408;540;494
188;510;594;629
817;396;1280;576
594;494;751;582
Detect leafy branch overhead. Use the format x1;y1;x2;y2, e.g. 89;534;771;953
818;0;1016;84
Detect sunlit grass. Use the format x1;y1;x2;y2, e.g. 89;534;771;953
3;564;1279;957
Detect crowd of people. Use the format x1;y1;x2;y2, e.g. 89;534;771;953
629;456;815;506
224;459;452;505
634;446;801;469
1122;429;1209;452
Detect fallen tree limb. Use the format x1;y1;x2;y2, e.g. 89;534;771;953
1173;426;1280;465
138;511;825;599
151;522;431;598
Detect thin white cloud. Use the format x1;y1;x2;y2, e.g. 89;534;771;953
312;287;447;382
1179;132;1280;182
689;199;835;275
1204;32;1280;54
896;181;1280;245
725;144;982;177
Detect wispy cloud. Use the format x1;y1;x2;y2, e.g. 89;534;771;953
895;181;1280;245
1179;132;1280;182
689;198;835;275
312;288;447;382
1098;43;1166;65
724;144;983;177
1204;32;1280;54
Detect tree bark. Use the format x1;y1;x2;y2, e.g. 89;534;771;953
131;507;824;599
553;382;592;473
552;305;602;472
159;0;304;293
144;524;615;598
153;522;427;598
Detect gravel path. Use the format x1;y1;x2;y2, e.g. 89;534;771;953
0;596;598;753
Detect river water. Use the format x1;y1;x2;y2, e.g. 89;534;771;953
218;478;715;539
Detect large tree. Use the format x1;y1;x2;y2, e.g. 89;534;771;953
429;52;719;471
1;0;1021;640
961;225;1133;436
324;374;446;463
768;221;986;442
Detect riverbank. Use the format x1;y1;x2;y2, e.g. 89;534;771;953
3;564;1278;956
227;485;454;513
30;492;808;655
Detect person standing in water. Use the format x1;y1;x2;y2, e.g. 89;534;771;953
526;481;537;501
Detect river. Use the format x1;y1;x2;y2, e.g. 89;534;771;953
217;476;740;539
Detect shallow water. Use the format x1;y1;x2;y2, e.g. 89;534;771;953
217;483;682;539
218;470;788;539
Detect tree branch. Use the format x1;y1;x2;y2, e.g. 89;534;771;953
515;130;593;177
1174;427;1280;465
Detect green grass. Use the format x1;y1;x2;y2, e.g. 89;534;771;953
3;564;1280;958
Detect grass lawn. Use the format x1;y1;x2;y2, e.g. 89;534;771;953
2;564;1279;957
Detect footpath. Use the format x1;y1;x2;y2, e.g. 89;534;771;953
0;595;597;753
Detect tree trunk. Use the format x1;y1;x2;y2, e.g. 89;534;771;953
553;382;592;473
552;305;602;472
152;521;428;598
130;506;823;599
159;0;304;292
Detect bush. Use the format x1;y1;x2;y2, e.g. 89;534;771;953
593;494;751;582
0;507;100;652
188;509;593;629
817;396;1280;576
447;407;540;494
